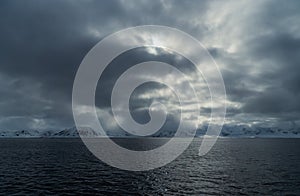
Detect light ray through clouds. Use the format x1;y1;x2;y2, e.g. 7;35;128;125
0;0;300;131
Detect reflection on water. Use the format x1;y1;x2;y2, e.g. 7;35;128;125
0;138;299;195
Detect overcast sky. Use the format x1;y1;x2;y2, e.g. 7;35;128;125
0;0;300;131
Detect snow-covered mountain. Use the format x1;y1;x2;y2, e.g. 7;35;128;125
198;124;300;138
41;127;100;138
0;130;40;137
0;127;101;138
0;124;300;138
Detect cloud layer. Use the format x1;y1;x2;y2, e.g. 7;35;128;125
0;0;300;131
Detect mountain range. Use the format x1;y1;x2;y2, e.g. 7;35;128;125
0;124;300;138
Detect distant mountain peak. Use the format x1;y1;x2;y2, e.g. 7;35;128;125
0;124;299;138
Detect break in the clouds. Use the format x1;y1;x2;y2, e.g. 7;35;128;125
0;0;300;131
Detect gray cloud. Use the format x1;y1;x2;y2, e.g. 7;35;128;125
0;0;300;131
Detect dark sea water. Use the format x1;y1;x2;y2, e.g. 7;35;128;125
0;138;300;195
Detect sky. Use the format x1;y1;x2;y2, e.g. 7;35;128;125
0;0;300;132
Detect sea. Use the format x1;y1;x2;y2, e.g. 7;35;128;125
0;138;299;195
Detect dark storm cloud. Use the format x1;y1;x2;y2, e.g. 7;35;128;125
0;0;211;130
0;1;106;129
0;0;300;130
238;33;300;115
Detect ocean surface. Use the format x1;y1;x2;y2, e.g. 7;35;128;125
0;138;299;195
